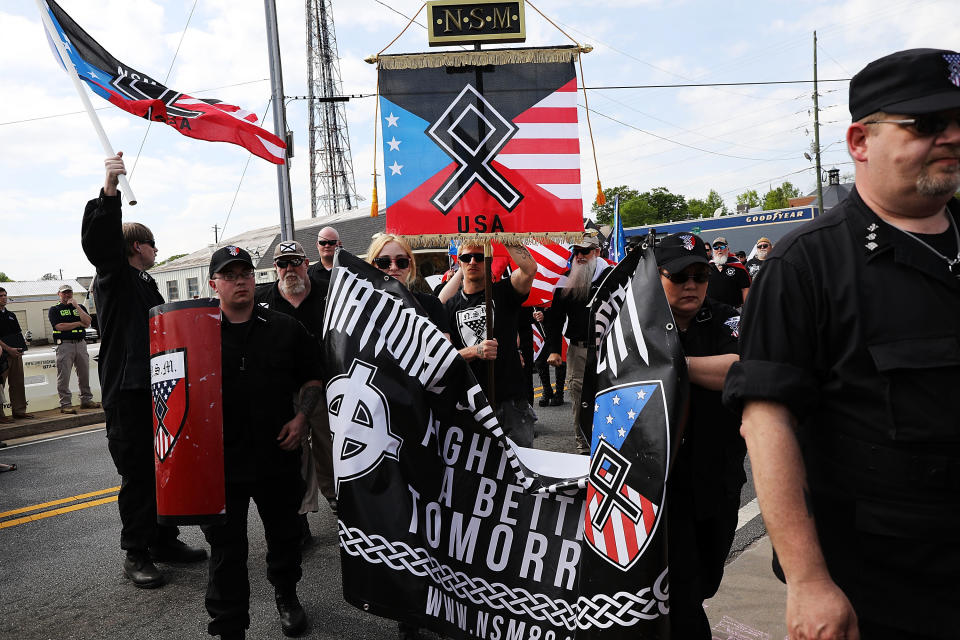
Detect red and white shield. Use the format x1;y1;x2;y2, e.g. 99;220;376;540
150;348;189;462
583;439;660;570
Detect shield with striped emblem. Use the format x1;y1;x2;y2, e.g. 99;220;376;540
585;382;667;570
150;348;189;462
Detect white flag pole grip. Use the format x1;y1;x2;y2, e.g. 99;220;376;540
36;0;137;205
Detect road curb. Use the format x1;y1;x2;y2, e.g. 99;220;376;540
0;410;105;441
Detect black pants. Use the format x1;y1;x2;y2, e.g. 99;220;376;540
105;390;179;552
536;361;566;398
667;495;740;639
201;473;304;636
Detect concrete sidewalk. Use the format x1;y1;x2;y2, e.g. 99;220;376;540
707;536;788;640
0;405;105;442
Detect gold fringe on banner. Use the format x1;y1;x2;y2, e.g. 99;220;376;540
401;231;586;250
367;46;584;70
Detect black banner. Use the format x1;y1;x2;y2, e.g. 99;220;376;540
322;248;683;639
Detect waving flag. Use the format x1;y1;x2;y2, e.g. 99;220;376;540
42;0;287;164
510;242;572;307
608;195;627;263
378;50;584;237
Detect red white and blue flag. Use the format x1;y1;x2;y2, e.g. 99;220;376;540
378;56;583;237
42;0;287;164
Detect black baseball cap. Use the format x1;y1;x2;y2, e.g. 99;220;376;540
655;233;709;273
849;48;960;121
209;245;254;278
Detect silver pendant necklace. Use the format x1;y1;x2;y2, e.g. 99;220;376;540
897;212;960;278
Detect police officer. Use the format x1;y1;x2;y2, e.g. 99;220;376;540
49;284;100;414
204;245;325;640
724;49;960;639
82;152;206;589
655;233;743;638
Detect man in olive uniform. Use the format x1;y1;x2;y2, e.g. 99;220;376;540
49;284;100;414
725;49;960;639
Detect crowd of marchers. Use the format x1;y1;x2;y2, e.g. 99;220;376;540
2;47;957;640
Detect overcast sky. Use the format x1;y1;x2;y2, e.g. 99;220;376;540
1;0;957;281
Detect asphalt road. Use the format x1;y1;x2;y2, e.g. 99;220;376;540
0;391;763;640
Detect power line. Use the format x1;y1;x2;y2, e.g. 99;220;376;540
582;79;849;90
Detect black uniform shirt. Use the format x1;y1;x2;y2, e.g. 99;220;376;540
723;188;960;633
671;299;744;519
220;307;324;483
0;307;24;349
255;280;327;339
445;278;525;403
744;257;764;279
81;191;165;408
706;259;750;308
49;303;88;341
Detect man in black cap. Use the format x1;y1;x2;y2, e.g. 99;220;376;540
655;233;743;639
82;153;206;589
546;234;614;453
725;49;960;639
203;245;325;639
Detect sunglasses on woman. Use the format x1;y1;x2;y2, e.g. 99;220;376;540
660;269;709;284
373;256;411;270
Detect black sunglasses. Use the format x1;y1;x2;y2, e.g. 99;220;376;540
572;246;595;256
660;269;709;284
756;243;770;249
459;252;485;264
317;239;338;247
373;256;411;270
140;239;156;248
712;243;727;250
275;257;304;269
864;114;960;137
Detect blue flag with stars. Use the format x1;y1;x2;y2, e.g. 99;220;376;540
592;383;658;454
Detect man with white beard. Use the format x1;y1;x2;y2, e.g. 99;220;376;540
706;236;751;308
255;241;336;541
546;235;613;453
745;237;773;279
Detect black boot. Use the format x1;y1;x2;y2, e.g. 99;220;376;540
276;590;308;637
538;389;554;407
149;538;208;563
123;551;164;589
549;391;565;406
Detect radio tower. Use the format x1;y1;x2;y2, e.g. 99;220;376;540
306;0;359;217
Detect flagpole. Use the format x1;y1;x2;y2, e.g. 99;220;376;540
264;0;295;241
35;0;137;206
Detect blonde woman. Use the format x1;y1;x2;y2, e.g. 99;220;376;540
365;234;451;338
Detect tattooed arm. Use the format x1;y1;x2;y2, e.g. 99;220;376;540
506;244;537;297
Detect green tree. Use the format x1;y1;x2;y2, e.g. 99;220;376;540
644;187;687;222
737;189;760;211
762;181;802;210
0;272;11;282
40;272;58;280
152;253;188;269
592;185;641;225
687;189;729;218
619;196;657;227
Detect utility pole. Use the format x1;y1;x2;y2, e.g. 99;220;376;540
264;0;296;241
813;31;824;215
212;224;220;244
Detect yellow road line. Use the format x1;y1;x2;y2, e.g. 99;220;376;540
0;486;120;519
0;495;118;529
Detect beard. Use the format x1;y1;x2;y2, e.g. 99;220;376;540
756;248;769;260
563;256;596;302
713;252;729;266
917;163;960;197
279;272;306;296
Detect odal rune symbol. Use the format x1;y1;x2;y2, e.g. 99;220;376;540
427;84;521;213
589;439;643;529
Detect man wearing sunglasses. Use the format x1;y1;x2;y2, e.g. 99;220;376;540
444;242;538;446
82;153;207;589
744;237;772;279
306;226;340;288
655;232;743;638
545;235;614;454
726;49;960;640
255;241;338;532
706;236;750;308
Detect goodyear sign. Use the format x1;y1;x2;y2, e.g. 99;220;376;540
426;0;525;46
